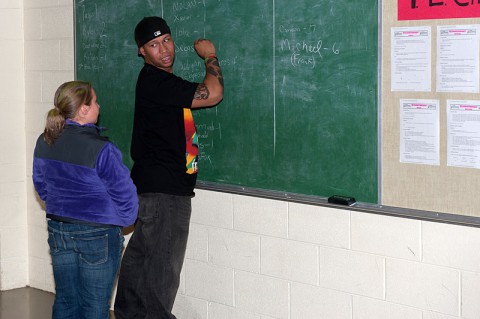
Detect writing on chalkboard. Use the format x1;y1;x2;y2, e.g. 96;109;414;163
171;0;204;25
173;1;204;12
279;38;340;68
178;56;239;82
197;121;221;166
77;3;108;72
278;24;340;69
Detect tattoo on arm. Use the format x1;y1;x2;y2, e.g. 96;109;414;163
207;59;224;88
194;84;209;100
194;59;224;100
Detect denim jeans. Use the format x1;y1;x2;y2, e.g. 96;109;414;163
47;220;124;319
114;193;192;319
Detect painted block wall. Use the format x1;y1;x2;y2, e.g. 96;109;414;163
0;0;28;290
23;0;74;292
0;0;477;318
174;190;480;319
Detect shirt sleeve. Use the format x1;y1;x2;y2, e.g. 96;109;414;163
96;142;139;226
139;65;199;109
32;154;47;201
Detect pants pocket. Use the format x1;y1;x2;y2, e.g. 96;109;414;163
72;234;108;265
138;195;160;223
47;231;59;253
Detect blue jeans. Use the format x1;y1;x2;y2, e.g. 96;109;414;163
114;193;192;319
47;220;124;319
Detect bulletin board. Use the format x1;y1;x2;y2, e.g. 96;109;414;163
382;0;480;220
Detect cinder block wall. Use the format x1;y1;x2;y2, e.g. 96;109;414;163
0;0;27;290
1;1;478;318
24;0;74;291
179;191;480;318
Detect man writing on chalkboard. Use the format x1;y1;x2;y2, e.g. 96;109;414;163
114;16;223;319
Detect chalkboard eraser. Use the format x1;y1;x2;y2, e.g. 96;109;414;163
328;195;356;206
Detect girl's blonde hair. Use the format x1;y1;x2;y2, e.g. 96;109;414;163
43;81;93;145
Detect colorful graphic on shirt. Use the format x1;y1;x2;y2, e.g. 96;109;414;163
184;108;198;174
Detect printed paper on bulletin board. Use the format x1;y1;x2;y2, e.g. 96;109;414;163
399;0;480;20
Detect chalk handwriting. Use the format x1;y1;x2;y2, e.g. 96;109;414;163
175;27;191;38
77;63;104;72
178;56;238;81
280;25;301;33
178;59;203;72
279;38;340;68
291;53;315;68
82;22;107;39
176;43;196;54
280;39;334;57
80;4;98;21
172;1;205;13
196;121;221;166
279;24;317;34
198;153;213;165
173;14;193;22
78;4;108;73
197;122;222;137
83;52;106;63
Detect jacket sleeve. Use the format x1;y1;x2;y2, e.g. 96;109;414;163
32;153;47;202
96;142;138;227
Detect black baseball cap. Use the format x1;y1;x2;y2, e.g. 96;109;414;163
134;17;171;48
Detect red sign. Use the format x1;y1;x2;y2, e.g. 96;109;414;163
398;0;480;20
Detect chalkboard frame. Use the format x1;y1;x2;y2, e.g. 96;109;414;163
74;0;380;204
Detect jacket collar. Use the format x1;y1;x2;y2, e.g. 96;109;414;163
65;119;106;132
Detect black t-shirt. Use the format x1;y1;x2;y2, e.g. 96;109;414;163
130;63;199;196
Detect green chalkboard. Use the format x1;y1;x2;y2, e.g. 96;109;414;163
75;0;378;203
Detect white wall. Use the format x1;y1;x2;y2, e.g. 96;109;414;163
179;191;480;319
0;0;478;318
23;0;74;291
0;0;28;290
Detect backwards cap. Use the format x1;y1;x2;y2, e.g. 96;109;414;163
134;16;171;48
